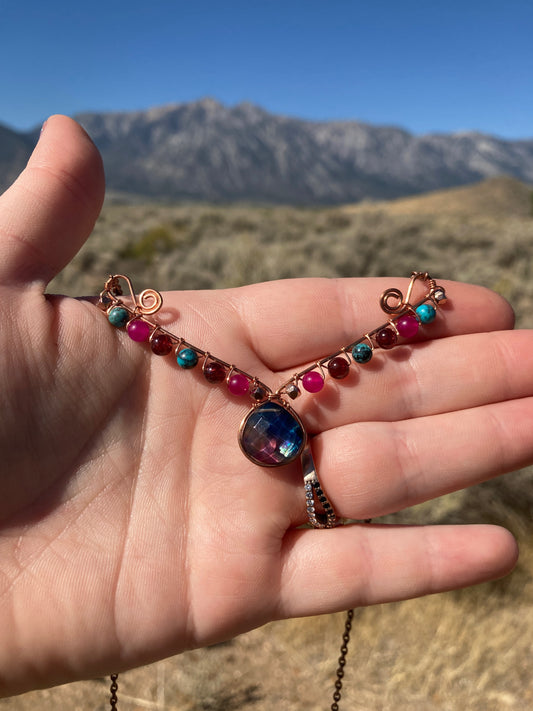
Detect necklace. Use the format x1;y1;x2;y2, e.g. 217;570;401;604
98;271;448;708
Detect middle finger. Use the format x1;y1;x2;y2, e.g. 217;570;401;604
285;329;533;433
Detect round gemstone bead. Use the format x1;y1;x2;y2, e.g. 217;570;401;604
150;332;173;356
416;303;436;324
352;342;373;364
127;318;151;342
327;356;350;379
177;347;198;369
107;306;129;328
375;327;397;349
227;372;250;396
203;361;226;383
396;314;419;339
302;371;324;393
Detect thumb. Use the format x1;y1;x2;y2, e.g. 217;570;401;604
0;114;105;286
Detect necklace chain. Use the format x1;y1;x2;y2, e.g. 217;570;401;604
109;673;118;710
331;608;354;711
107;610;355;711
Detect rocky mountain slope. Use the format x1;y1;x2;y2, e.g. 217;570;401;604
1;98;532;203
0;124;35;193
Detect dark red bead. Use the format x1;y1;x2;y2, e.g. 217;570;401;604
375;327;397;349
327;356;350;379
150;333;173;356
203;361;226;383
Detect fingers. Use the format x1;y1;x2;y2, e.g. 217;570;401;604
280;329;533;525
311;394;533;521
0;115;105;286
236;277;514;372
277;523;517;617
297;328;533;432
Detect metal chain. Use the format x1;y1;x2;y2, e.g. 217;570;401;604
107;609;354;711
330;609;354;711
109;673;119;710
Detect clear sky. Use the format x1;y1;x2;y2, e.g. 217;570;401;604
1;0;532;138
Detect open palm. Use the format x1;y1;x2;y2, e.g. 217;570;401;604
0;116;529;696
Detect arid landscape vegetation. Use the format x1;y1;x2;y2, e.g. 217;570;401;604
5;176;533;710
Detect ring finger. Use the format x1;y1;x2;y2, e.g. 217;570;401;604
299;393;533;524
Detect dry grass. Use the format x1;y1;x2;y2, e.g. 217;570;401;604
343;176;533;220
5;180;533;709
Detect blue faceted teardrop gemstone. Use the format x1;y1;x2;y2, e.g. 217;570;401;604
239;401;306;467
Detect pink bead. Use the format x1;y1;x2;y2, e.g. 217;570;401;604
396;314;419;339
127;319;151;342
227;373;250;396
302;371;324;393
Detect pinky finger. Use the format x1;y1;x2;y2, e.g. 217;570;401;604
276;523;517;618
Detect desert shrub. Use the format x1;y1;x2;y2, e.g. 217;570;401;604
230;215;258;233
199;211;226;228
119;225;176;263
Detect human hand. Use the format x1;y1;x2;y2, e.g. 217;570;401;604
0;116;526;696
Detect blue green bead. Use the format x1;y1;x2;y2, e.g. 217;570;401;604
416;303;436;324
352;342;373;364
107;306;129;328
177;347;198;369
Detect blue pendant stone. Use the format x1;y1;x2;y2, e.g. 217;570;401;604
240;401;305;467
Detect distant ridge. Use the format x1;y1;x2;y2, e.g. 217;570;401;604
1;99;533;204
343;176;533;218
0;124;35;193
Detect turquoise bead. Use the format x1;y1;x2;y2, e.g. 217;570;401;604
352;342;373;364
108;306;129;328
416;303;436;324
177;347;198;369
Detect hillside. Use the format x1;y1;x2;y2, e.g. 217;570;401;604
345;175;533;218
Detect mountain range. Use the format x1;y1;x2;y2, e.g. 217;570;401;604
1;98;532;204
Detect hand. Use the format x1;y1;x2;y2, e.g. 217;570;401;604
0;116;526;696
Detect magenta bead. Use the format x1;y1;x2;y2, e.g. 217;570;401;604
302;371;324;393
396;314;419;339
227;373;250;396
127;319;151;342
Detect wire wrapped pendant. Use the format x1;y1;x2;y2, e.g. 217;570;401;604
98;271;448;530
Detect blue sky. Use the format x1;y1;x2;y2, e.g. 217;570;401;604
1;0;532;138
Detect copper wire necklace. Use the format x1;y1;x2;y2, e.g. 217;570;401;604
98;271;448;709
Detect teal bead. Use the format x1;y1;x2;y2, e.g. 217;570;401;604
177;347;198;369
108;306;129;328
352;342;373;364
416;303;436;324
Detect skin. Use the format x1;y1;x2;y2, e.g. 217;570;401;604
0;115;530;696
